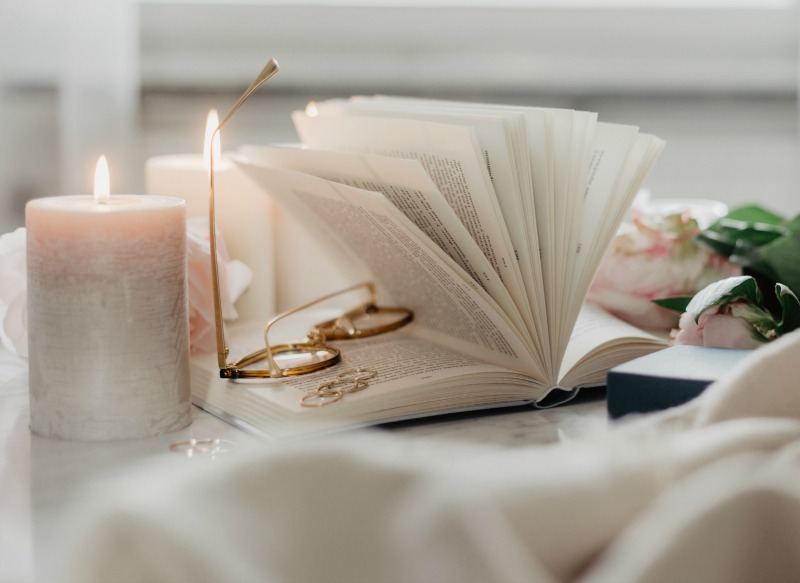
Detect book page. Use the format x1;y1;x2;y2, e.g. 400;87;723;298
238;145;528;340
235;161;545;379
313;98;536;279
298;98;664;385
191;324;545;439
557;303;667;389
311;97;549;367
519;108;554;369
551;110;597;359
306;98;560;375
571;122;639;281
556;122;640;356
570;133;667;331
277;332;543;413
292;112;529;311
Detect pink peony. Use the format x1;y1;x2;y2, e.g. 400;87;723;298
589;201;739;330
673;304;764;350
186;217;252;354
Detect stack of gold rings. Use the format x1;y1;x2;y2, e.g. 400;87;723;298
300;368;379;407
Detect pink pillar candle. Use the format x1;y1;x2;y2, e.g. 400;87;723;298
26;194;192;440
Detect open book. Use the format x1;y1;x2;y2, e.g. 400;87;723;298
191;96;668;439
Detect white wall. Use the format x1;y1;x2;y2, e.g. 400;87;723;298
138;2;799;94
1;0;799;234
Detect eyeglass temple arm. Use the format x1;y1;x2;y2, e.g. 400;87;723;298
260;282;377;377
209;58;280;370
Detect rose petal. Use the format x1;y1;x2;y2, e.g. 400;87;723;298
701;313;763;350
189;307;217;355
0;228;26;307
185;217;252;354
0;291;28;358
590;213;744;331
674;312;704;346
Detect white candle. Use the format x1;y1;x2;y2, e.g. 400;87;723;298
26;158;192;441
145;110;276;320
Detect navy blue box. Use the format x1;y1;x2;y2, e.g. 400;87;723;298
606;345;753;419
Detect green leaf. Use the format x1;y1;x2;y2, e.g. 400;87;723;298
695;208;800;299
685;275;762;321
729;302;776;331
697;218;786;261
696;205;789;260
720;204;785;226
728;239;782;282
652;295;693;313
753;218;800;295
713;219;787;246
694;229;737;258
775;284;800;335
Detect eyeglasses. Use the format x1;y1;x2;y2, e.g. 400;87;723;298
220;281;412;379
207;58;413;380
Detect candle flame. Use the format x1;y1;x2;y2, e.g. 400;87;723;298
94;155;110;203
204;109;221;172
305;101;319;118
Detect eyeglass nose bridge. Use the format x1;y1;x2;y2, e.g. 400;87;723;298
327;315;358;338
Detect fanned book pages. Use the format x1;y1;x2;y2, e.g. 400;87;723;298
191;96;668;439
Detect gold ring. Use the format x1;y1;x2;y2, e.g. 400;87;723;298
318;379;371;395
300;389;344;407
336;367;378;382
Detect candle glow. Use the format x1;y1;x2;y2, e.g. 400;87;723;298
144;112;277;321
94;155;110;203
203;109;221;173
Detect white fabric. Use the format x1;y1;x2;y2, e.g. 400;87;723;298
66;330;800;583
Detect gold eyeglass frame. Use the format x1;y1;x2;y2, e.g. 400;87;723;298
208;58;413;380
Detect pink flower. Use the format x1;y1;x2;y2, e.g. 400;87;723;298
0;228;28;357
589;204;739;330
186;217;252;354
673;304;763;350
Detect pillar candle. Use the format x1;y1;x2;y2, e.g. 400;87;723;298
26;194;192;440
145;153;276;321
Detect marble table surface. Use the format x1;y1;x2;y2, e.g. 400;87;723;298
0;347;609;582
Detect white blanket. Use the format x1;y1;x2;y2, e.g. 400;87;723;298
67;331;800;583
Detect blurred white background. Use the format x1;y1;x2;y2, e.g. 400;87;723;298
1;0;799;234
